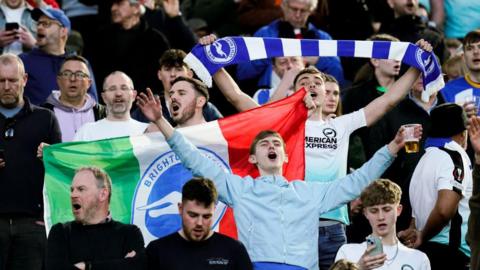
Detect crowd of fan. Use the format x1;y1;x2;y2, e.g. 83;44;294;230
0;0;479;269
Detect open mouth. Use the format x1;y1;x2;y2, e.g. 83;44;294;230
377;223;387;230
37;33;46;39
172;103;180;112
72;203;81;210
268;152;277;160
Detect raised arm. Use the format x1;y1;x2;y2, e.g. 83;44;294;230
199;34;259;112
313;125;419;213
363;40;433;127
137;88;245;206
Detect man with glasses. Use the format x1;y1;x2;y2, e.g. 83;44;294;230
236;0;344;89
0;53;61;270
74;71;148;141
42;55;106;142
19;7;98;105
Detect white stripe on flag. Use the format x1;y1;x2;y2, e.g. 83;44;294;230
244;37;267;61
388;42;409;61
281;38;302;56
318;40;337;57
354;41;374;58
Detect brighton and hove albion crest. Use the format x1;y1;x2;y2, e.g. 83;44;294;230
205;37;237;64
132;148;229;244
415;47;435;76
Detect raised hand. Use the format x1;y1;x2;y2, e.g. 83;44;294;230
136;88;163;122
469;116;480;163
199;34;217;46
415;39;433;53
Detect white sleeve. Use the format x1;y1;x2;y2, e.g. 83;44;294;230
436;152;465;195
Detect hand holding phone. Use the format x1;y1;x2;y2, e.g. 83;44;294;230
366;235;383;256
5;22;19;31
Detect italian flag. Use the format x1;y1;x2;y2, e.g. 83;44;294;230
43;89;307;244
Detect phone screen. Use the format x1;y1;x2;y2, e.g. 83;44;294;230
5;22;19;31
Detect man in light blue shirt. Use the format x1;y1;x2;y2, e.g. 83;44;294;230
137;84;412;270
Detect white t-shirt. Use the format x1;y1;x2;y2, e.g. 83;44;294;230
0;5;25;55
409;140;472;257
304;109;366;223
74;118;148;141
336;241;431;270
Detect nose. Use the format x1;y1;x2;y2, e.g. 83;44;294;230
195;217;203;226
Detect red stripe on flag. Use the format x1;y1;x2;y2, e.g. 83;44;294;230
217;89;308;238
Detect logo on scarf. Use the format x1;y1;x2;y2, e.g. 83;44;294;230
205;37;237;64
415;48;435;76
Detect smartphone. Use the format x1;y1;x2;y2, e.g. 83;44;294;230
366;235;383;256
5;22;19;31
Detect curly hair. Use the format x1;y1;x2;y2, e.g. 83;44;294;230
360;179;402;208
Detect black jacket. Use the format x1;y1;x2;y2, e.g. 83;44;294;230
0;98;61;218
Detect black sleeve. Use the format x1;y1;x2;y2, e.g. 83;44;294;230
233;241;253;270
47;111;62;144
45;223;78;270
91;225;147;270
145;241;161;270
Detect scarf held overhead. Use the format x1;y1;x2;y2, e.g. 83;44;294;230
185;37;444;102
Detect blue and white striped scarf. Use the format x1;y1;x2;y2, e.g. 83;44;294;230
184;37;444;102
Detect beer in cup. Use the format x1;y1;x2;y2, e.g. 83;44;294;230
403;124;420;153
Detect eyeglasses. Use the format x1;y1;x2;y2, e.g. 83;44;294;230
3;118;15;140
36;20;63;28
58;71;90;80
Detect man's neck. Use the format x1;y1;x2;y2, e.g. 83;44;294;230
107;114;131;121
121;16;140;30
59;95;86;109
81;210;109;225
179;229;214;241
176;114;206;128
377;231;398;246
375;72;395;89
468;71;480;84
308;106;324;121
41;43;66;56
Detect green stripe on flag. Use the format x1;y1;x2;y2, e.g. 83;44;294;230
43;136;140;228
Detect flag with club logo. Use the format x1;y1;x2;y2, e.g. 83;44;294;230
43;89;307;244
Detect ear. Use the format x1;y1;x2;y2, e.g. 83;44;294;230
396;204;403;217
370;58;379;67
284;153;289;163
178;202;183;215
99;188;109;202
132;90;138;99
101;91;107;101
22;72;28;87
157;69;163;81
196;96;206;108
186;69;194;78
248;154;257;165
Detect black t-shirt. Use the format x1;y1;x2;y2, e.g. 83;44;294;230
146;232;252;270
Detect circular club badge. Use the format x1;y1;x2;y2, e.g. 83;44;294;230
205;37;237;64
132;148;229;244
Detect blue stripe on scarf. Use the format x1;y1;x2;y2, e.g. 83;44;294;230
337;40;356;57
300;39;319;56
372;41;391;59
424;137;452;148
265;38;284;58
